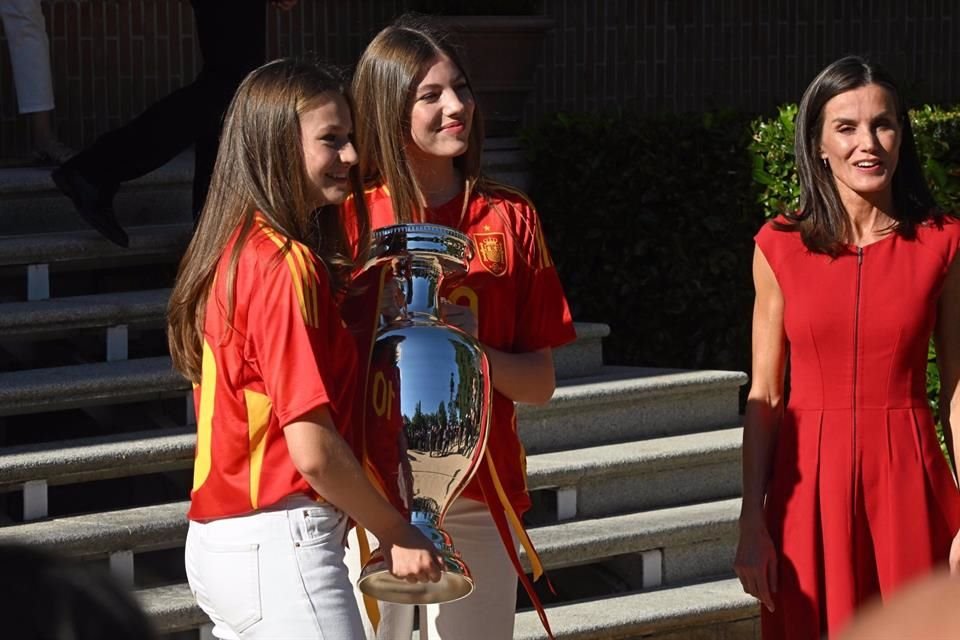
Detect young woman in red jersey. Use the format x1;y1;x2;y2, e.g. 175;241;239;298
166;59;442;640
345;16;576;640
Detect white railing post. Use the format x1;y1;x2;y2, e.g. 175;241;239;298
641;549;663;589
23;480;48;520
106;324;129;361
27;264;50;301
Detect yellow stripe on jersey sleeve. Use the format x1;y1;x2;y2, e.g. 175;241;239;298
259;225;320;328
244;388;273;511
192;341;217;492
289;242;320;328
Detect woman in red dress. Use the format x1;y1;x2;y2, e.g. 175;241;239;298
735;55;960;638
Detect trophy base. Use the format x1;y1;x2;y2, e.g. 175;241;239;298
358;555;474;605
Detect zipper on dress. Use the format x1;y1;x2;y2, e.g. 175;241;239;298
852;246;863;516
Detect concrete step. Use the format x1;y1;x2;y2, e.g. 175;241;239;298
0;224;191;269
0;288;170;336
0;426;742;525
526;427;742;518
137;583;209;636
0;427;193;491
0;155;194;235
0;427;740;524
0;500;188;558
0;366;739;482
0;347;624;419
0;285;604;379
519;366;747;454
135;577;758;638
524;499;739;588
0;357;187;417
554;322;608;380
0;498;740;588
6;359;658;423
514;578;759;640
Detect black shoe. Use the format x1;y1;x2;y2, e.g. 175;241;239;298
51;166;128;247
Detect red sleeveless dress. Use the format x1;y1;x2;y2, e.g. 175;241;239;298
755;218;960;638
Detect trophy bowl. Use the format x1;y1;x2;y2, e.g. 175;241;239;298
356;224;492;605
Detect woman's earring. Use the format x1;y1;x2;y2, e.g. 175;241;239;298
821;157;829;170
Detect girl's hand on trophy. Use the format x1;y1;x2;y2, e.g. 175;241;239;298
383;524;444;583
440;301;478;338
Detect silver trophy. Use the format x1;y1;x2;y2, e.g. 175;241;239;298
356;223;492;604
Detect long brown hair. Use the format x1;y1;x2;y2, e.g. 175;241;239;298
783;55;938;255
167;58;369;382
352;14;486;223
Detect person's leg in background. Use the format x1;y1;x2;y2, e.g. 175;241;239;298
421;498;518;640
52;0;267;245
186;0;266;216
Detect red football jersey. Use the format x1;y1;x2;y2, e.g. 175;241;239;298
342;183;576;515
188;218;360;521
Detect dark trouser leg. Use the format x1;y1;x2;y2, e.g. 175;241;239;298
189;0;267;215
60;0;266;216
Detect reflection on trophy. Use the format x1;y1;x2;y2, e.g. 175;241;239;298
357;223;492;605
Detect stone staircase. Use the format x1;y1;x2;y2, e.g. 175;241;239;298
0;156;759;639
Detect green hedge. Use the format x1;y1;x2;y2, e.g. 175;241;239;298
523;112;762;372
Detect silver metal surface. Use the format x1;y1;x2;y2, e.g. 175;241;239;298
358;224;491;605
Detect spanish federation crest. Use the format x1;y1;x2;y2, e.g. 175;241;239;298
475;232;507;276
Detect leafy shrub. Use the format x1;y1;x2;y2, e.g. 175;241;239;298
523;111;762;372
913;105;960;213
750;104;798;217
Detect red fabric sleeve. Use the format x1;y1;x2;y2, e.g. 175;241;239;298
513;205;577;352
754;220;783;279
247;242;341;427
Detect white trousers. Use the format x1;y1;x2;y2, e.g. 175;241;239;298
347;497;519;640
0;0;54;113
185;496;365;640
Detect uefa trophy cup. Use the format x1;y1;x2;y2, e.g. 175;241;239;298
356;223;492;605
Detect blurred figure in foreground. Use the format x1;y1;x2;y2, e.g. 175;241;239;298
840;571;960;640
0;543;156;639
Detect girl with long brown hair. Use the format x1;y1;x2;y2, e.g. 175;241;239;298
344;16;575;640
167;58;442;639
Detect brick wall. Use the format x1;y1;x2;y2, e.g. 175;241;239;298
534;0;960;117
0;0;405;161
1;1;958;163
